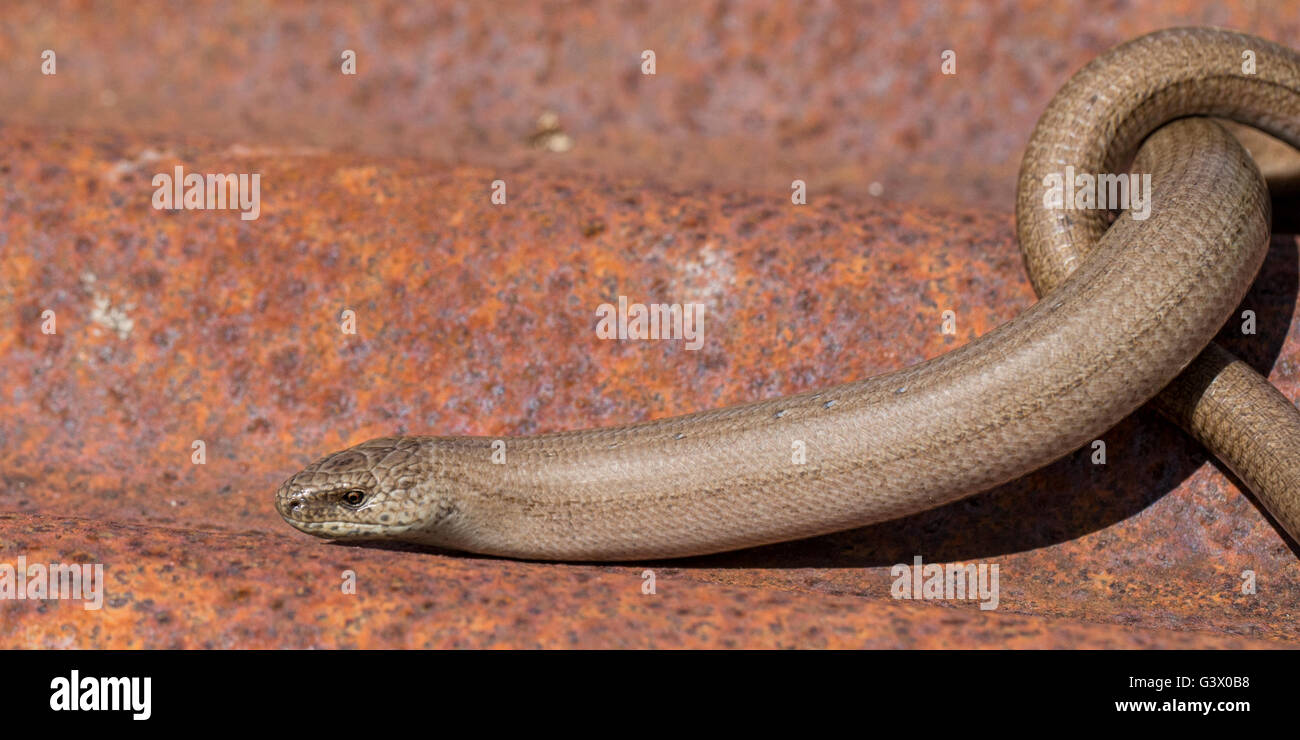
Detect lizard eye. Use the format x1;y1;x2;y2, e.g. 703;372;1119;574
341;489;368;508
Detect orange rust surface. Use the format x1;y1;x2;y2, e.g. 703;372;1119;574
4;1;1296;208
2;1;1300;648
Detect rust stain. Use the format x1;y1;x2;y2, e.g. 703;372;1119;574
1;0;1299;648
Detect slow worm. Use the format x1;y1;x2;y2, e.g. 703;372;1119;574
1016;27;1300;545
276;27;1299;560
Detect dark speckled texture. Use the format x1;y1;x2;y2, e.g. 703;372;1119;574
1;0;1299;647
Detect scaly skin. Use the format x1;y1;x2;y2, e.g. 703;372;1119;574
1016;27;1300;542
276;28;1295;560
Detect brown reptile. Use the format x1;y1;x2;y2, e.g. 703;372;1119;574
276;27;1300;561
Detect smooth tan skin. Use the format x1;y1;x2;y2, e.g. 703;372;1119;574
276;27;1295;560
1015;27;1300;545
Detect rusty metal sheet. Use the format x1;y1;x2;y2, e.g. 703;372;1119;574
2;0;1299;648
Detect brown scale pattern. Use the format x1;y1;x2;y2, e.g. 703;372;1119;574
2;2;1300;647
